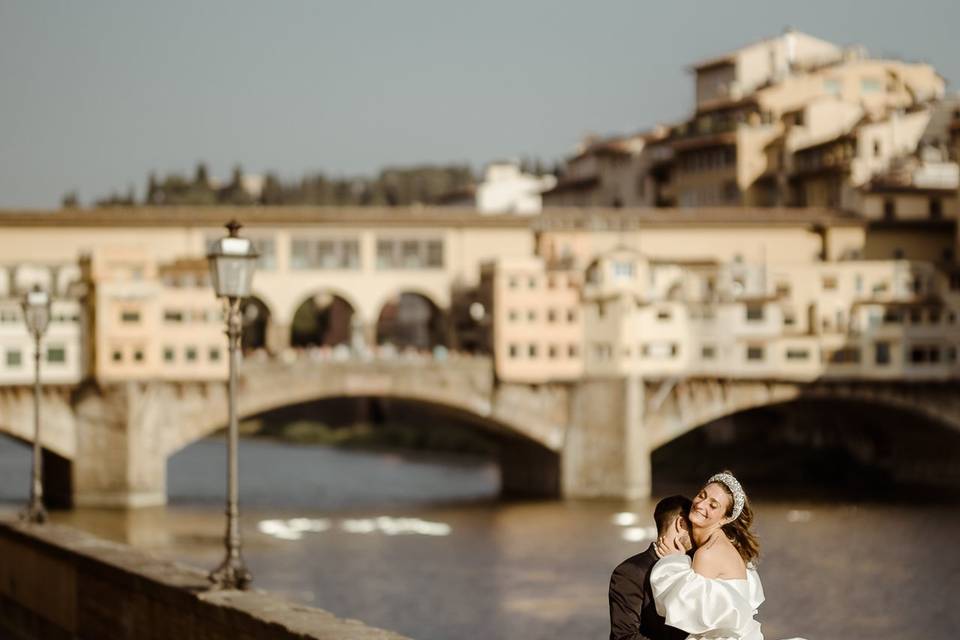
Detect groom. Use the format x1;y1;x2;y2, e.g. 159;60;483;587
608;495;693;640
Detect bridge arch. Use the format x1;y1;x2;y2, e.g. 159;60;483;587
374;290;448;350
241;295;273;352
644;380;960;451
645;380;960;490
290;290;359;349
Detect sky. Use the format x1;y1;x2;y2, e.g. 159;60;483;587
1;0;958;208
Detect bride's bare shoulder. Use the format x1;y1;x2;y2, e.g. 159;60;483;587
692;536;746;580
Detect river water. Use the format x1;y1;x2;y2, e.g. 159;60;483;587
1;436;958;640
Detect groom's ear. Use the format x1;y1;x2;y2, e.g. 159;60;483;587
674;515;687;532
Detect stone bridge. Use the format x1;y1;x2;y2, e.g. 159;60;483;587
0;355;958;507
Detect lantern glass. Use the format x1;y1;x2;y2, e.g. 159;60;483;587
22;288;51;335
208;235;258;299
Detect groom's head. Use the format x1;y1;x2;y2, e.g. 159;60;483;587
654;495;693;551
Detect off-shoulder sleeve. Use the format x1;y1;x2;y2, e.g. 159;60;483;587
649;555;756;635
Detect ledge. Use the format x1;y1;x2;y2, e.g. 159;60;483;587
0;519;411;640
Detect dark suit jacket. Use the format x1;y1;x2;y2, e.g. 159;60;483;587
608;544;687;640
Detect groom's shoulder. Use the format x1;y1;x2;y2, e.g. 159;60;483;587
612;545;657;578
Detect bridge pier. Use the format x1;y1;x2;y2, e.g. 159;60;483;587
72;383;167;508
563;376;651;500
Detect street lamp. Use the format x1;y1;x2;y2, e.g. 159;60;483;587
207;220;258;590
21;284;51;524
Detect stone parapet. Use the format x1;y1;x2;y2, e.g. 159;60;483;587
0;520;411;640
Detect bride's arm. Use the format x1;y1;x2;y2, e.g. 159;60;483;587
649;555;754;635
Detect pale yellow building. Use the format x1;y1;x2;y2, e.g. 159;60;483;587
82;247;227;382
479;257;583;383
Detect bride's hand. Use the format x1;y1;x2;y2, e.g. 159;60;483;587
654;536;685;558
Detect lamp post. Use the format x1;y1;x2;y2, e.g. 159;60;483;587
21;285;51;524
207;220;258;590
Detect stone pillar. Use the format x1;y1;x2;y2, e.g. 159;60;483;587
562;375;650;499
72;382;167;508
265;320;290;354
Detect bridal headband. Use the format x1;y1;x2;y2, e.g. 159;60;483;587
708;472;745;520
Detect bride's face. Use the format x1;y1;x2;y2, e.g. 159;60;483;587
689;482;732;528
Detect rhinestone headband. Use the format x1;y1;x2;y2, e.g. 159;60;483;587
708;472;745;520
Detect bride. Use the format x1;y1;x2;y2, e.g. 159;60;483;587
651;471;802;640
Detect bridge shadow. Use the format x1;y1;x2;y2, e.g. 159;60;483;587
651;398;960;504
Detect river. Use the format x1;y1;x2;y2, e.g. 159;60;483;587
1;435;958;639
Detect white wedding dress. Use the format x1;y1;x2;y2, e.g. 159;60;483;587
649;554;767;640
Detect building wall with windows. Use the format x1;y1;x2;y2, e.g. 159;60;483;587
481;257;583;383
82;247;227;382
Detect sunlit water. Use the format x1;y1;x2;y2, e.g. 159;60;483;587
2;437;958;639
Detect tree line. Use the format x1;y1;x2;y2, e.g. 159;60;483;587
66;158;553;208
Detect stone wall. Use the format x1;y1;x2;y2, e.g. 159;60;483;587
0;520;410;640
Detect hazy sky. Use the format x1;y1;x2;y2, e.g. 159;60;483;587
2;0;958;208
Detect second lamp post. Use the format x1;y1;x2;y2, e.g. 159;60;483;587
207;220;258;590
21;285;51;524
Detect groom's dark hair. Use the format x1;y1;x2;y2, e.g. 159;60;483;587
654;495;692;535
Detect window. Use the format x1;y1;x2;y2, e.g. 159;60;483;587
508;344;519;358
909;345;939;364
163;347;175;363
745;304;765;322
527;310;537;322
375;238;441;270
930;198;943;220
528;276;537;289
5;349;22;368
42;345;65;364
120;310;141;323
827;347;861;364
112;349;123;363
133;349;144;363
947;346;957;363
185;347;198;362
883;309;902;324
613;261;634;279
528;344;538;358
784;312;796;327
164;310;184;323
547;309;557;323
253;237;276;270
786;348;809;361
656;309;672;321
548;345;558;359
909;308;923;324
821;276;837;291
874;342;891;365
567;309;577;323
569;344;579;358
775;282;791;297
508;310;519;322
508;277;519;289
295;238;361;270
824;78;842;96
209;347;221;362
746;345;765;361
883;199;895;220
701;345;716;360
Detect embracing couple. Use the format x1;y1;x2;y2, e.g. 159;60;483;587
609;471;803;640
